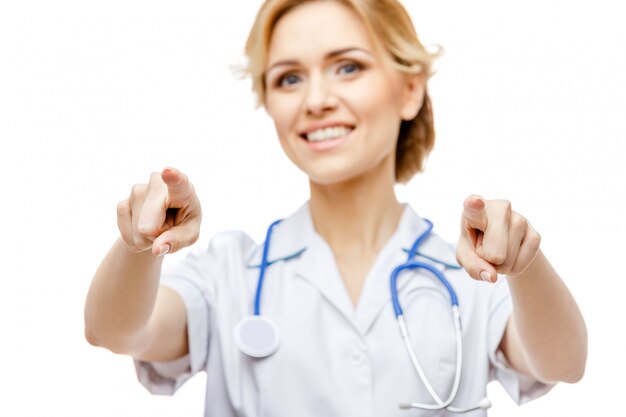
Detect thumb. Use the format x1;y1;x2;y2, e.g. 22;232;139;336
151;220;201;256
456;236;498;283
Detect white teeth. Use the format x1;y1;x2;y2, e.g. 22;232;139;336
305;126;353;142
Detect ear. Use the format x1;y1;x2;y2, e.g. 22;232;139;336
400;72;425;121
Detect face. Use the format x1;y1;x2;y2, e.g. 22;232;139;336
264;1;424;185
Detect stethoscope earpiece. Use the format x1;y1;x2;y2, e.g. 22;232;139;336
234;315;280;358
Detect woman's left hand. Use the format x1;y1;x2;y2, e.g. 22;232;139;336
456;195;541;283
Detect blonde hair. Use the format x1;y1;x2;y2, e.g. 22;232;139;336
240;0;442;183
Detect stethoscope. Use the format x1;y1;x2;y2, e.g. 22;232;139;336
234;218;491;413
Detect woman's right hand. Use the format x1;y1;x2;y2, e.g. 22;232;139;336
117;167;202;256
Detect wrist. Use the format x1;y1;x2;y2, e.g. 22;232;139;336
505;250;550;295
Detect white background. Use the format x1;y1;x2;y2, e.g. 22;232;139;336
0;0;624;415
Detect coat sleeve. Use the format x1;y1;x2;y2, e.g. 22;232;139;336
133;231;255;395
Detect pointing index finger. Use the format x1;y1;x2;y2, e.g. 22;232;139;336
462;194;487;231
161;167;194;207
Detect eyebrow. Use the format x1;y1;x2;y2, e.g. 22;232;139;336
266;47;373;74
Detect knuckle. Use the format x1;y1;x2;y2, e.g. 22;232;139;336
133;235;152;249
527;229;541;251
455;254;465;269
493;199;512;219
116;200;130;217
179;229;200;250
455;246;468;267
137;223;159;239
483;249;506;265
502;201;512;220
126;244;145;254
135;224;150;236
167;240;180;254
490;256;506;266
511;213;527;231
149;171;163;184
119;233;135;249
130;184;146;199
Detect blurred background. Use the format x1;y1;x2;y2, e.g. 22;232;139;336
0;0;624;415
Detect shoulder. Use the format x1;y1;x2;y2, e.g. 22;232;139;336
207;230;258;257
162;230;259;278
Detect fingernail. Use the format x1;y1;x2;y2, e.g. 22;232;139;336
480;271;491;282
158;244;170;257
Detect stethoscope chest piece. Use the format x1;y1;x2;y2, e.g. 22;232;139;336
235;316;280;358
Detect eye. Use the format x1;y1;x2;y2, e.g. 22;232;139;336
337;61;363;76
276;73;301;88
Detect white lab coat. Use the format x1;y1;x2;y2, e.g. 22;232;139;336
135;202;553;416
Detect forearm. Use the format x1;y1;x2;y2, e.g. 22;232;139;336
505;250;588;383
84;238;164;353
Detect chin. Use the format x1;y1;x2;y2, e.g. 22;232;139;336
305;166;376;187
290;150;396;188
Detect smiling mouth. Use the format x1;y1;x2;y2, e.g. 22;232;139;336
301;126;355;142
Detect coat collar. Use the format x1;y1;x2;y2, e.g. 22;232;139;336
244;203;312;268
245;202;459;270
244;202;461;334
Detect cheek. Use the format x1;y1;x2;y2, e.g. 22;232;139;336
266;95;298;138
345;75;403;120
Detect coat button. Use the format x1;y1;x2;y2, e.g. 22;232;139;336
349;350;363;365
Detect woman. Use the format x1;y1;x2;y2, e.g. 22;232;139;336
84;0;587;415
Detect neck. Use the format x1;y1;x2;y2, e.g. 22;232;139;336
308;160;403;258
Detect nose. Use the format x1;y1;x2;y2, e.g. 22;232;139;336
304;72;338;116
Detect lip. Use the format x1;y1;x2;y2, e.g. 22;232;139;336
302;126;355;152
299;121;356;137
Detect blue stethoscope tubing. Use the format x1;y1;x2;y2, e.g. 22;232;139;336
234;218;491;413
254;219;283;316
391;219;489;412
233;219;283;358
